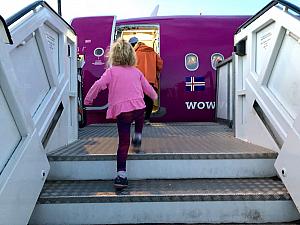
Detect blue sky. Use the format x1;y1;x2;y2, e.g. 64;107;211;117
1;0;300;22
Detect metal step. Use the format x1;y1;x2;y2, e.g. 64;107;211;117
29;177;300;224
47;123;278;180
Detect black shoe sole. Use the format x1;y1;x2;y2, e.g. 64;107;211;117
134;148;146;154
114;183;128;189
132;146;141;152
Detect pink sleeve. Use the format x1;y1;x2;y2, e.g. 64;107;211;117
140;73;158;100
84;70;111;105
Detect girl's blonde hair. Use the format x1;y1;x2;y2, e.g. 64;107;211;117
107;38;136;66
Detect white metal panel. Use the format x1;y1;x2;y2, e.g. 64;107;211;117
228;61;233;121
10;34;50;117
0;88;21;172
7;6;74;136
44;25;60;77
217;65;229;120
7;6;77;148
234;6;300;149
275;114;300;212
267;31;300;120
244;80;280;150
0;30;50;225
67;39;78;144
0;2;78;224
235;2;300;213
43;35;78;153
234;51;250;141
255;22;275;76
44;100;69;153
0;131;49;225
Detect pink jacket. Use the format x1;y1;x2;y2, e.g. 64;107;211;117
84;66;158;119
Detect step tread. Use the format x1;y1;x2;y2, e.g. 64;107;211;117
48;123;277;161
39;178;290;204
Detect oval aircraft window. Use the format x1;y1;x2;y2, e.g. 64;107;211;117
185;53;199;71
211;53;224;70
94;48;104;57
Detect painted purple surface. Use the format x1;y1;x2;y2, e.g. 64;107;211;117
72;16;115;124
73;15;249;124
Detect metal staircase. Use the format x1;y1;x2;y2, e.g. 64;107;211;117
29;123;300;224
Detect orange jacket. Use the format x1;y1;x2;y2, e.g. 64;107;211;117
135;42;163;89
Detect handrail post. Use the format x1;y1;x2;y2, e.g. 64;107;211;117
58;0;62;16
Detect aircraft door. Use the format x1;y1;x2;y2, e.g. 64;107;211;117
118;24;161;112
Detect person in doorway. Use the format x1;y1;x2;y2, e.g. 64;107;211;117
84;38;157;188
129;37;163;125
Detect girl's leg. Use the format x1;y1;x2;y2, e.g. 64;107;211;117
134;108;145;133
116;112;133;172
144;94;153;122
132;108;145;152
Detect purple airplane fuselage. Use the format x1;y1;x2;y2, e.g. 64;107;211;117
72;15;249;125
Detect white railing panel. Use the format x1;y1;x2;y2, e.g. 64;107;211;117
235;1;300;213
7;6;77;150
267;31;300;120
0;2;77;223
217;65;229;120
234;6;299;149
0;26;50;225
0;88;21;172
275;113;300;212
216;59;234;124
10;33;51;117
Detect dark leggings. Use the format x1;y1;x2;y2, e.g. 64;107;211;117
144;84;157;120
116;108;145;171
144;95;153;120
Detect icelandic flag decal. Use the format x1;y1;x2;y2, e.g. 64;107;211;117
185;76;205;92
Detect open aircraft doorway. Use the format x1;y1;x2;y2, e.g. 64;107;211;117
116;24;161;113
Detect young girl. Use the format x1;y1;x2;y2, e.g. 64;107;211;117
84;38;157;188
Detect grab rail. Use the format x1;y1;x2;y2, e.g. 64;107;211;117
0;15;13;44
236;0;300;34
6;1;75;34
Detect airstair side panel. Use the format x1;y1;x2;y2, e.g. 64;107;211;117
234;0;300;213
7;4;78;153
0;26;50;225
0;2;77;224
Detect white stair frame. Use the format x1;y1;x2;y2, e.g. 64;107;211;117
234;2;300;213
0;3;77;225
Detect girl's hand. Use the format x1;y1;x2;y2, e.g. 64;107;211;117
84;99;93;106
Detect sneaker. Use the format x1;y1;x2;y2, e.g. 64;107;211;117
144;119;151;125
114;176;128;188
131;136;142;152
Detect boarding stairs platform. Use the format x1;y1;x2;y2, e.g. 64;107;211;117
29;123;300;224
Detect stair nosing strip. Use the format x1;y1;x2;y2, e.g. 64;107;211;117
37;193;291;204
47;152;278;161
